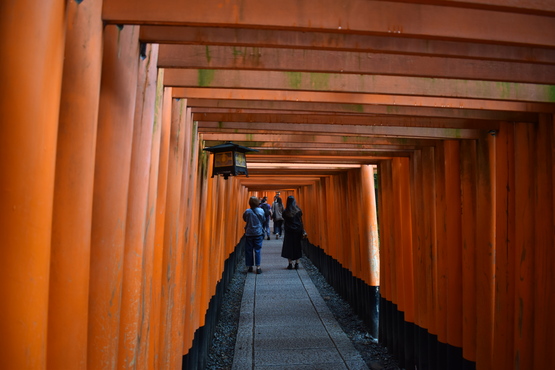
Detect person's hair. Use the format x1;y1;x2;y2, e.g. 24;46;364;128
284;195;301;217
249;196;260;208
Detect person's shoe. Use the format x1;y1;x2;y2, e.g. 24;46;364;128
294;262;299;269
248;266;253;273
287;263;293;270
267;235;270;240
276;234;279;239
257;267;262;274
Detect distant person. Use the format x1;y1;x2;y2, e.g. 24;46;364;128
259;196;272;240
281;196;307;269
271;195;284;239
243;196;265;274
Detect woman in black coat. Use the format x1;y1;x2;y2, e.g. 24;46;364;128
281;196;307;269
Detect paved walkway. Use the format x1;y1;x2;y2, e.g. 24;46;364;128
232;236;369;370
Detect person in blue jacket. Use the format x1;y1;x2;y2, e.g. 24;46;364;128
259;196;272;240
243;196;265;274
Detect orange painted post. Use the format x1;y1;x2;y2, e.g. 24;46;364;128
377;161;392;306
433;143;448;347
394;158;414;325
391;158;408;363
47;0;102;368
549;115;555;367
422;147;437;337
443;141;463;351
117;43;160;369
158;98;188;368
142;69;166;368
532;116;553;369
513;122;535;370
361;165;379;288
410;150;428;333
475;135;495;370
148;86;173;367
198;162;215;329
385;167;399;313
173;105;196;360
346;171;357;276
324;177;337;259
0;1;64;369
182;145;203;354
87;24;140;369
395;157;415;367
171;106;193;362
460;140;477;363
492;122;515;370
377;160;393;346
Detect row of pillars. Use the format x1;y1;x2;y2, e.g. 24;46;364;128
0;1;259;368
377;121;555;369
0;2;383;368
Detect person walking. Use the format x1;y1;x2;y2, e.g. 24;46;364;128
281;196;307;270
271;195;284;239
259;196;272;240
243;196;265;274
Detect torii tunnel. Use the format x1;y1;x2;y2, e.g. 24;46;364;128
1;0;554;369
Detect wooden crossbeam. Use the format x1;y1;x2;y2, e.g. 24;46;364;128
200;133;437;146
140;26;555;65
197;121;488;139
187;99;538;122
193;112;496;129
158;44;555;84
165;69;555;104
104;0;555;47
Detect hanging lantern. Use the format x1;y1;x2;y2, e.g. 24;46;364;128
203;141;258;180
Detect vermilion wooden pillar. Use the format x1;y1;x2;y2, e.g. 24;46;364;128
117;43;160;369
513;122;535;370
183;128;203;354
0;0;65;368
48;0;103;368
443;141;463;354
172;106;193;364
198;154;215;329
158;98;188;369
410;150;427;335
460;140;478;363
475;135;495;370
149;86;173;367
422;147;437;339
377;160;393;337
492;122;515;370
532;115;554;369
140;69;165;367
434;142;448;349
88;24;140;369
548;115;555;367
393;158;413;320
361;165;379;287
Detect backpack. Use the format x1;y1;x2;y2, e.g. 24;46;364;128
260;203;270;218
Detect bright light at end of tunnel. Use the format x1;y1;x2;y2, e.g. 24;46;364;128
247;163;362;170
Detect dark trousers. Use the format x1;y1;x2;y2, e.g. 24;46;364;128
273;220;283;236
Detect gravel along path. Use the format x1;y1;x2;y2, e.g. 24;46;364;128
206;254;400;370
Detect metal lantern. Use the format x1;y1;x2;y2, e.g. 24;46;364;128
203;141;258;180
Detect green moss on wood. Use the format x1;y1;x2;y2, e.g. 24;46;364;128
198;69;215;87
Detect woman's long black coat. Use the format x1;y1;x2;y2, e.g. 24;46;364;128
281;210;304;260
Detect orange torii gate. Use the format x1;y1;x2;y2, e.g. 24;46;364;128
1;1;554;369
